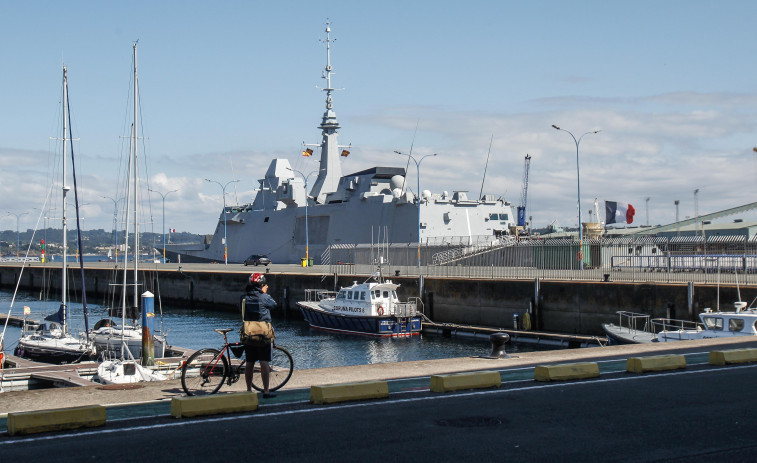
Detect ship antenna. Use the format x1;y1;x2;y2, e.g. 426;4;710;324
399;120;420;195
321;19;336;115
478;134;494;200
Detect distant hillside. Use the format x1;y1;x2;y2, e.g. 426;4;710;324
0;228;202;256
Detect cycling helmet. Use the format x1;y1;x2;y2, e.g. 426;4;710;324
249;272;266;287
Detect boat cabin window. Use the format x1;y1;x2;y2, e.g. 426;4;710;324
392;291;398;300
729;318;744;332
347;291;353;300
337;290;346;300
383;291;389;298
703;317;723;331
360;292;366;301
373;290;380;299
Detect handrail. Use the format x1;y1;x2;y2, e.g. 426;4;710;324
613;311;651;334
651;317;702;333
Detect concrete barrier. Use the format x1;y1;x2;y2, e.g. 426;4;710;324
430;371;501;392
709;348;757;366
626;354;686;373
7;405;106;436
171;392;258;418
534;362;600;382
310;381;389;404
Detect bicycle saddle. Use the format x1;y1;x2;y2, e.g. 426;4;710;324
215;328;234;334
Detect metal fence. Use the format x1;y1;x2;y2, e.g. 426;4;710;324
325;235;757;285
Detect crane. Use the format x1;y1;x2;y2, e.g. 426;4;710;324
517;154;531;229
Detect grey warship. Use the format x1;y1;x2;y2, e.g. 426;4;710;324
164;23;516;265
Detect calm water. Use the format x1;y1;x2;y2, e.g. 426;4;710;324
0;288;548;370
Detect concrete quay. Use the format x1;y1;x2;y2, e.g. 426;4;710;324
2;336;755;416
4;261;756;336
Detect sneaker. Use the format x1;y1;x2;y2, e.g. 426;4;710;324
262;392;277;399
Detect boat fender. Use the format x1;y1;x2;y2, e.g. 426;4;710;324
377;305;384;316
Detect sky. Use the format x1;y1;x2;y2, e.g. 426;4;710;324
2;0;757;236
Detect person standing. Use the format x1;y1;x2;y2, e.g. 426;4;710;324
241;272;277;398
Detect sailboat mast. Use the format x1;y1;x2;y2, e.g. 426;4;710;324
132;42;139;311
61;66;69;335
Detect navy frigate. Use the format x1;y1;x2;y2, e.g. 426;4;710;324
164;23;516;265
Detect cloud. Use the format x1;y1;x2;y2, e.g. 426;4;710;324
3;90;757;234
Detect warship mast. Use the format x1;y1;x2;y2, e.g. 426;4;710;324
308;20;349;203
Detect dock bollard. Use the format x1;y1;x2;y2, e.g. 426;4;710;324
488;332;511;359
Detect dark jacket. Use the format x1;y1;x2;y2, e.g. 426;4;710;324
241;286;275;323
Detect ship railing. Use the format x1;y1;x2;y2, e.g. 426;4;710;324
0;256;41;263
392;301;418;317
650;317;703;335
612;311;652;334
304;289;338;302
408;296;424;317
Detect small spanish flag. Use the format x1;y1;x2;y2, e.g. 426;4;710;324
302;148;313;157
341;150;350;157
24;306;31;315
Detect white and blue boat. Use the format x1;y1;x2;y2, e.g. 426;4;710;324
298;274;422;337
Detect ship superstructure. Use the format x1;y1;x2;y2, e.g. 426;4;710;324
165;23;515;265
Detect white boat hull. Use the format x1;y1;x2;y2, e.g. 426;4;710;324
97;359;166;384
91;327;166;359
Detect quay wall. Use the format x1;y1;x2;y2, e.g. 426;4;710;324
1;265;754;336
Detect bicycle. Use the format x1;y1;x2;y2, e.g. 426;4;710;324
181;328;294;396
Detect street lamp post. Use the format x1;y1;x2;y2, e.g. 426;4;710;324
6;211;29;261
674;200;680;236
551;125;600;270
102;196;123;262
287;168;318;266
205;179;239;265
148;188;179;263
394;150;437;267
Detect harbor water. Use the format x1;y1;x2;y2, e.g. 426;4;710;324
0;288;552;370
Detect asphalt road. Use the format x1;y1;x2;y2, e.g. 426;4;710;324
2;360;755;462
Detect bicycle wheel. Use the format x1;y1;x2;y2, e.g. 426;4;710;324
181;348;229;396
251;345;294;392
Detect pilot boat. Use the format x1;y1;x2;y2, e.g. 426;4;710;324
297;270;422;337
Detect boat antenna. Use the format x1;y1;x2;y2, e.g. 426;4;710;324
478;133;494;200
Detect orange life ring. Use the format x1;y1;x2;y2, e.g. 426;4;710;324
377;305;384;316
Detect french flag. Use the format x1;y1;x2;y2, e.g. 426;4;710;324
605;201;635;224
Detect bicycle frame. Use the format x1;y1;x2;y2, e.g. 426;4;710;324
193;332;242;387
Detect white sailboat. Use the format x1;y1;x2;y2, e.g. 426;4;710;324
15;66;95;364
96;44;165;384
